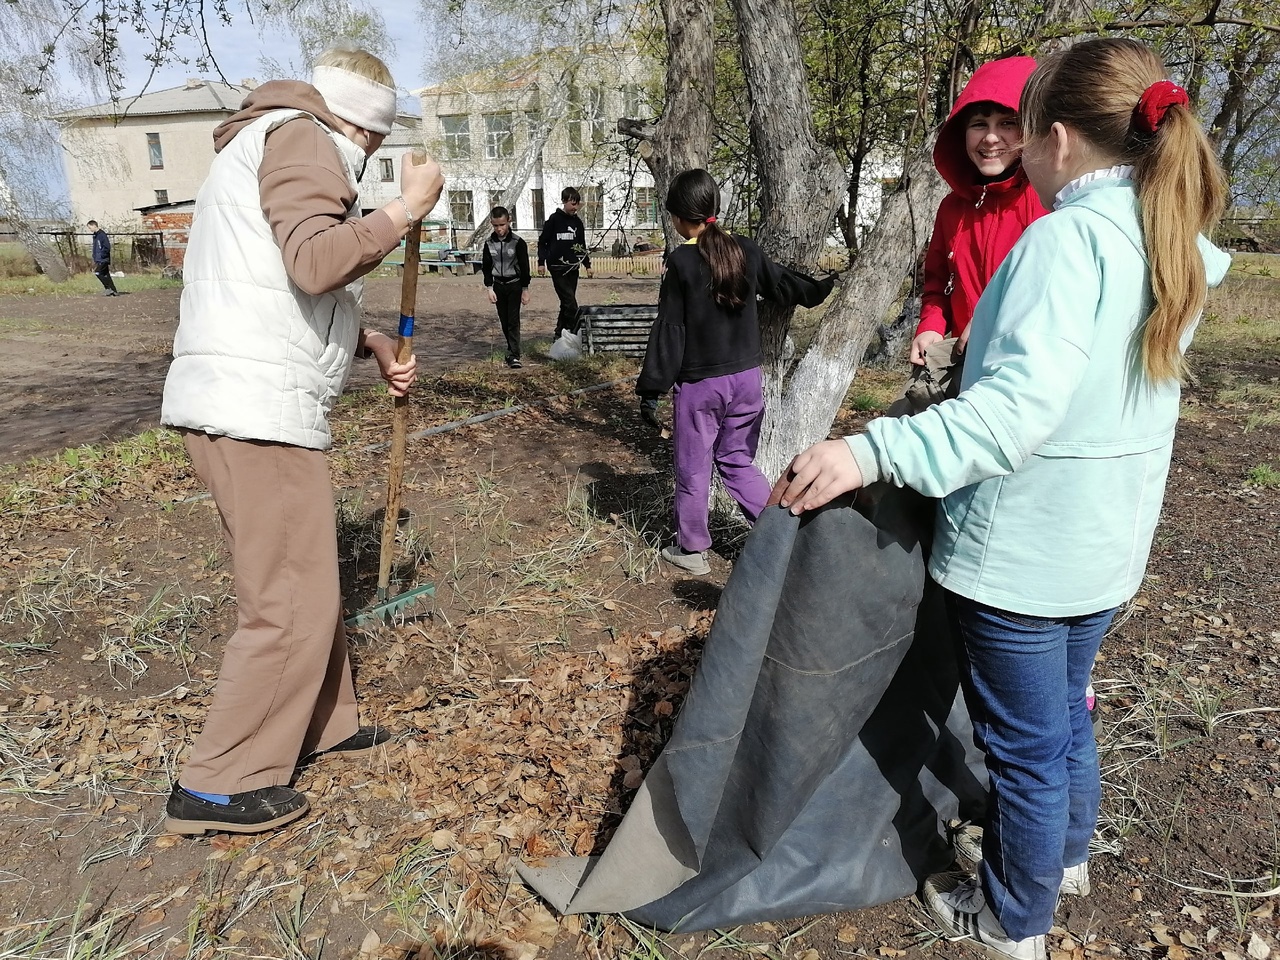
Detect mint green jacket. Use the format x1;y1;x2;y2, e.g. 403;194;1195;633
847;178;1231;616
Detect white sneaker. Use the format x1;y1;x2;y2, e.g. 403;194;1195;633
659;545;710;575
1060;862;1091;896
949;819;985;863
923;872;1047;960
949;823;1091;898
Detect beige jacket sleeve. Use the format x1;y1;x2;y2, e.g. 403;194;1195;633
258;117;401;296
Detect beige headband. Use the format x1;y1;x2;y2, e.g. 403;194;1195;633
311;65;396;135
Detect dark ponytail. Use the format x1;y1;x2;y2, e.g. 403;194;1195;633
665;169;747;310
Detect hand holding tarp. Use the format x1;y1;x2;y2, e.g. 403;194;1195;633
773;439;864;515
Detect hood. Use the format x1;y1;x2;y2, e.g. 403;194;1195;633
934;56;1037;196
1063;177;1232;288
212;80;343;153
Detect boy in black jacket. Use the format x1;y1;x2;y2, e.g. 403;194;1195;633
537;187;593;338
481;206;531;367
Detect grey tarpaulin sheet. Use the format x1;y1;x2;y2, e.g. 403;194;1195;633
516;485;988;931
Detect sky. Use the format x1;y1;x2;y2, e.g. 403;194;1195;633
109;0;431;110
20;0;432;213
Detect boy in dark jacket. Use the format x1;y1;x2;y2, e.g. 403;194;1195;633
88;220;118;295
537;187;592;338
481;206;531;367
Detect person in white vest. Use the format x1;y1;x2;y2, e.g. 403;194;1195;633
160;48;444;835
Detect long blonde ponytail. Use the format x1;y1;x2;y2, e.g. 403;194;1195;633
1020;38;1227;382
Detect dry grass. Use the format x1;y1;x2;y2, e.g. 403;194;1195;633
1198;255;1280;358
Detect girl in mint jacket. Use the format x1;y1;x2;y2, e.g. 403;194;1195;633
776;39;1229;960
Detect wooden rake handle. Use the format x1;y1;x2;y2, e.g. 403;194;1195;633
376;151;429;598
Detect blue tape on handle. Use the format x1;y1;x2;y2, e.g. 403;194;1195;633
399;314;415;337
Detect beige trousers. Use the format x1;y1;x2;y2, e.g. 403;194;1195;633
179;431;359;794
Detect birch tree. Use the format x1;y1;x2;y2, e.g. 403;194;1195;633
257;0;396;80
731;0;1122;476
419;0;652;245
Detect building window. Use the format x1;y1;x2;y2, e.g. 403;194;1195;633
567;87;584;154
146;132;164;169
588;88;607;145
154;189;169;205
449;190;474;228
488;190;516;228
633;186;658;227
531;188;545;229
623;85;645;119
441;116;471;159
580;184;603;231
483;113;514;159
568;87;607;154
379;158;394;182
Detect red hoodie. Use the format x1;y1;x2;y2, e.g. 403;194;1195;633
916;57;1048;339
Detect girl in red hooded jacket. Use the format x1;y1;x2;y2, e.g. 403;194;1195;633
910;56;1047;365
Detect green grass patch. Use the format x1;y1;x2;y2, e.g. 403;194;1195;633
0;316;53;334
1247;463;1280;487
0;430;194;534
1197;266;1280;360
0;271;182;297
843;367;902;413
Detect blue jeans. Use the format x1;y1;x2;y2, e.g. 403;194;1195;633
945;591;1116;940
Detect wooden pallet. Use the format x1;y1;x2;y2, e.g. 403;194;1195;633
579;305;658;358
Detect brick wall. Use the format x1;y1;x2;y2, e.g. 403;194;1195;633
141;211;193;267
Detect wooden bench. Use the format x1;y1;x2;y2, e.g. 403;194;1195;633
579;305;658;358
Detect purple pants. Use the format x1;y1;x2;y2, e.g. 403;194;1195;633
672;367;771;552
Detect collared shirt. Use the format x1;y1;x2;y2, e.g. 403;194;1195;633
1053;165;1136;209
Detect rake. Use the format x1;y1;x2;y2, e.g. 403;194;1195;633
346;160;436;626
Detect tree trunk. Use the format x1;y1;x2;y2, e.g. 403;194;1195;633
0;163;69;282
762;138;947;476
728;0;848;479
618;0;715;249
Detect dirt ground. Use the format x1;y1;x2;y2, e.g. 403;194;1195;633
0;274;658;465
0;270;1277;960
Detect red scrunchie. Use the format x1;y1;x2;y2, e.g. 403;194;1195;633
1135;80;1189;133
705;216;717;224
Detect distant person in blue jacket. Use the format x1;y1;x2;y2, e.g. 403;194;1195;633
88;220;118;296
777;38;1229;960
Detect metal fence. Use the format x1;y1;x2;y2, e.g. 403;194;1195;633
1217;217;1280;253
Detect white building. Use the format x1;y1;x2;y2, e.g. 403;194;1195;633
57;78;423;232
359;117;425;214
56;79;253;229
413;50;660;251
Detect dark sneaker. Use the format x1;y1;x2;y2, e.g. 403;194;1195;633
923;872;1047;960
305;725;392;763
164;784;308;835
506;357;522;368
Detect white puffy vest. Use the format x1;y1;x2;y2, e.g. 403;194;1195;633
162;110;367;450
